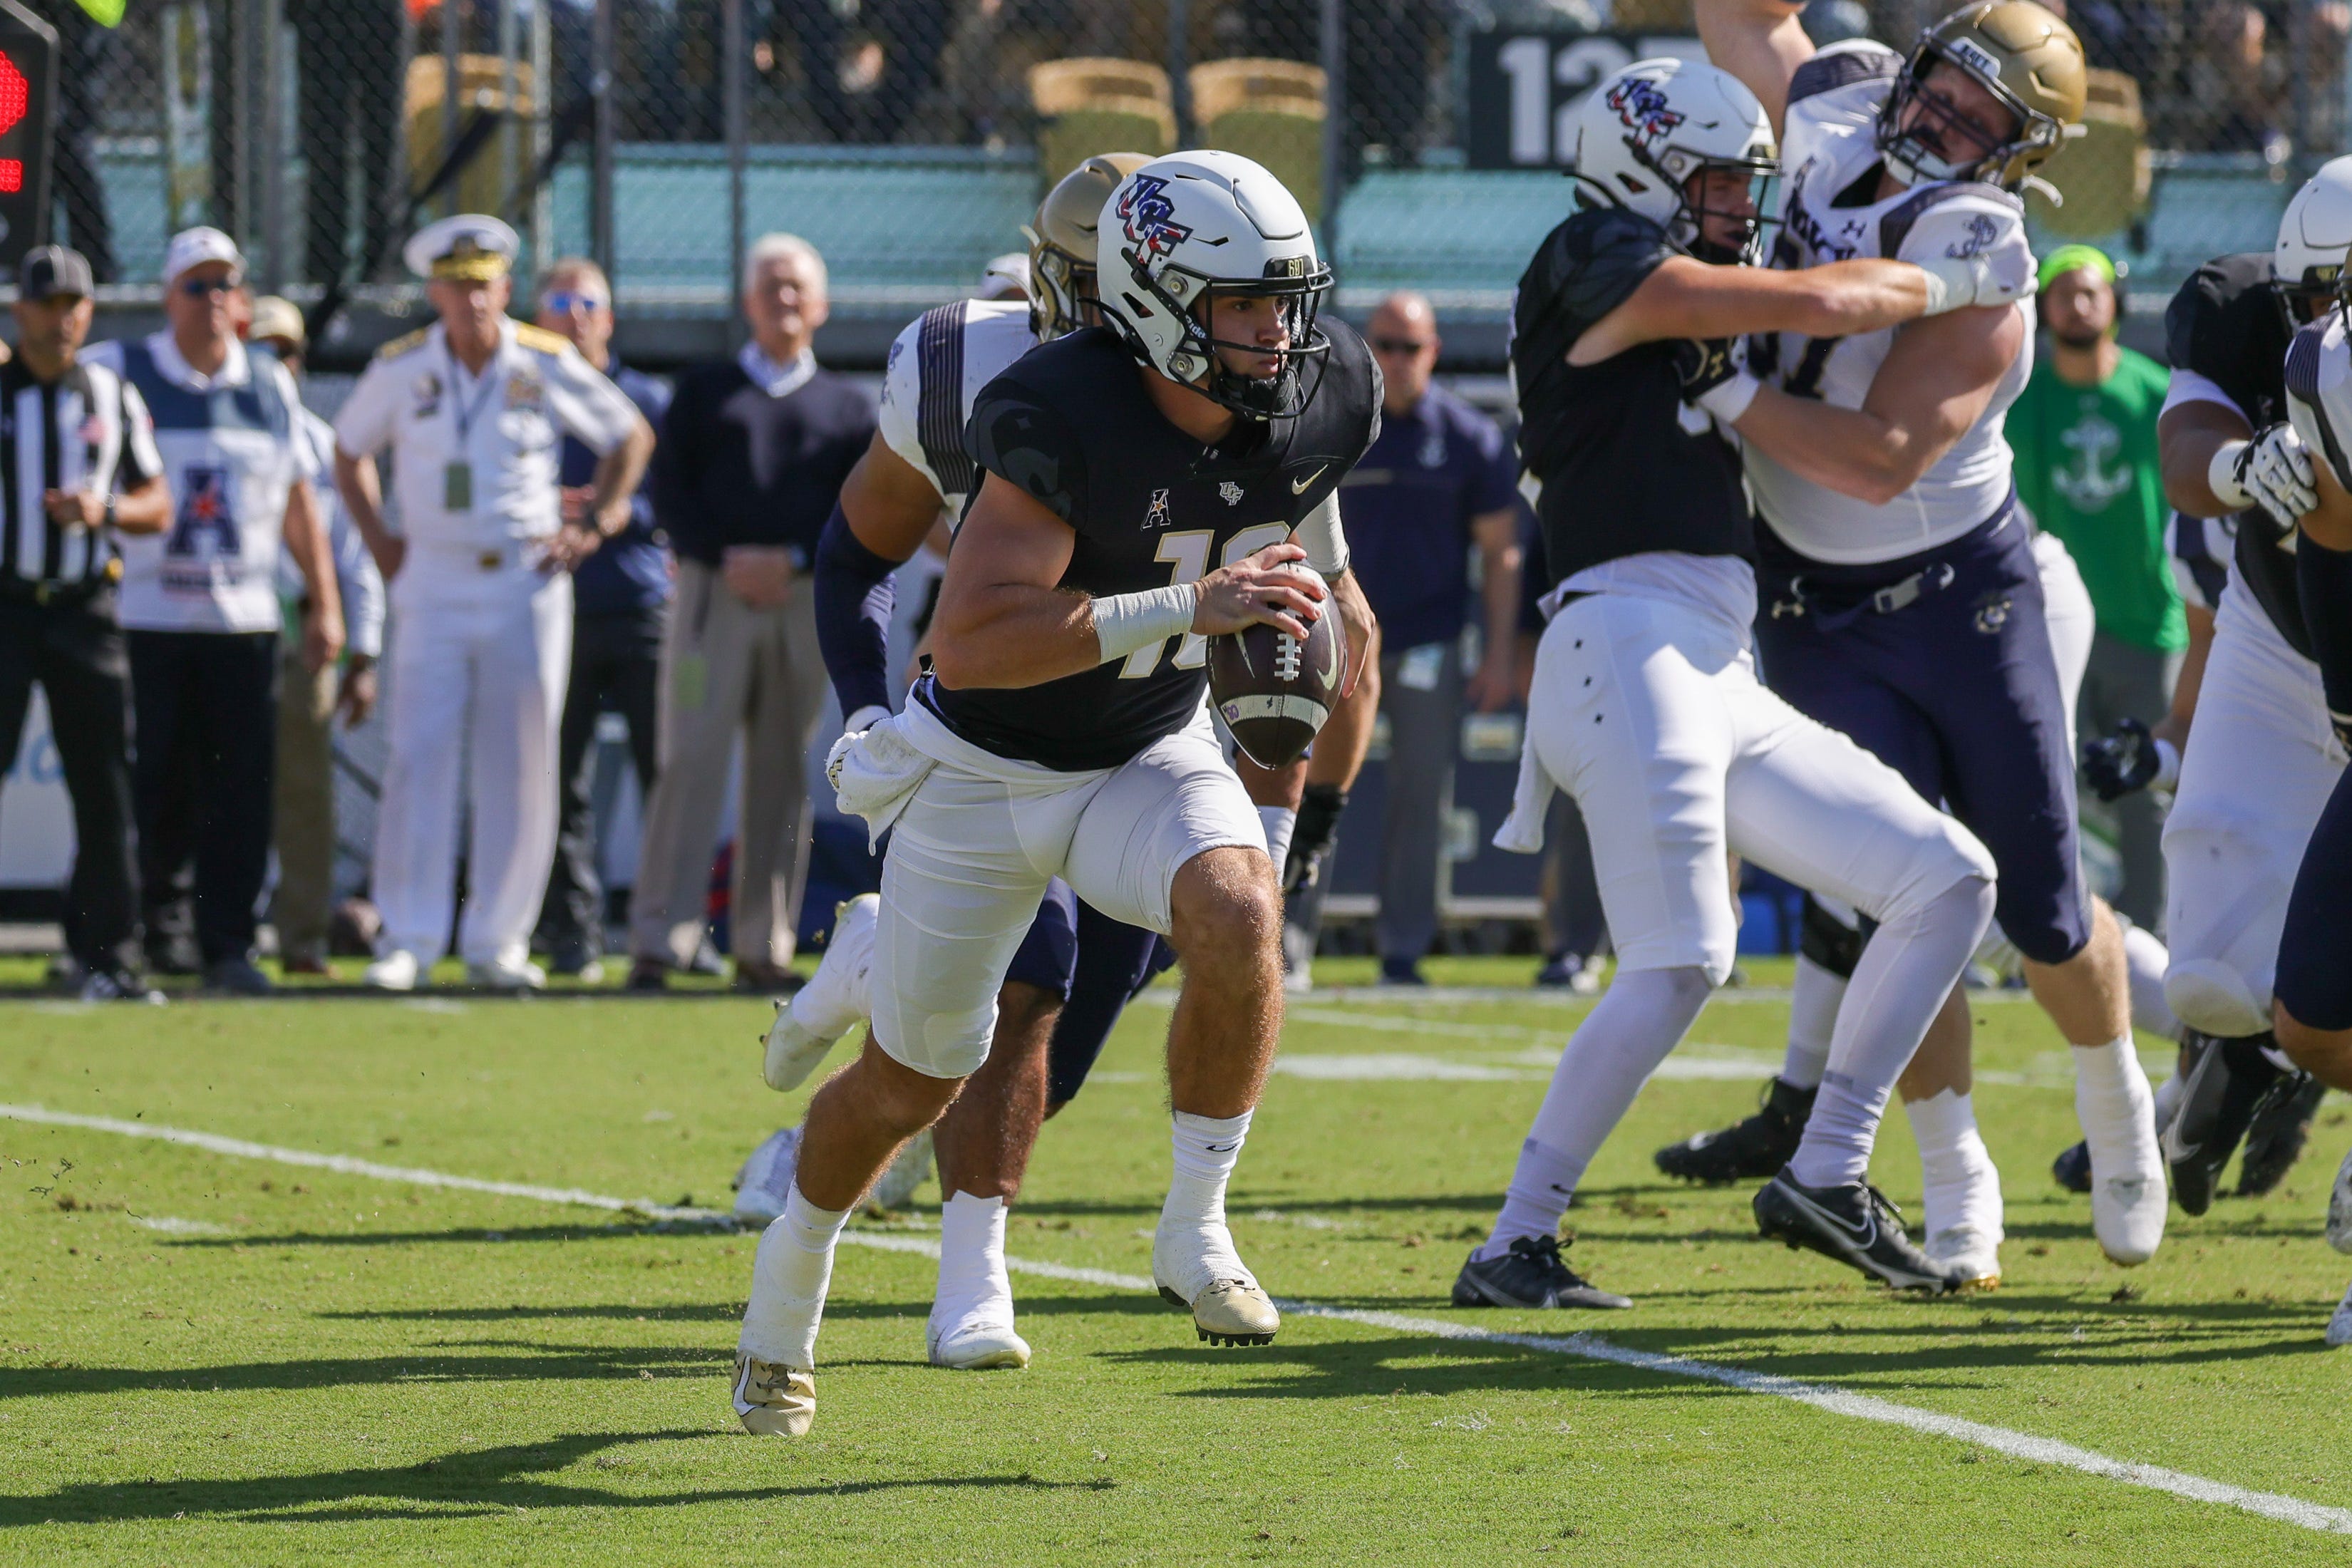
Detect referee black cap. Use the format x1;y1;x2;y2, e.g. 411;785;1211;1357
20;245;94;302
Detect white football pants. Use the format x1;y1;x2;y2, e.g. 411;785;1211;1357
373;564;572;966
1525;592;1993;984
2162;579;2346;1036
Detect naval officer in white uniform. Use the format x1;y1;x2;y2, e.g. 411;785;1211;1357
332;216;654;989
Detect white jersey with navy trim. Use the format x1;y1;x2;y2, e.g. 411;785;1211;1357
1745;39;2035;563
875;297;1036;517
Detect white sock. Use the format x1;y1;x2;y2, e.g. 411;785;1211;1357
2075;1035;2157;1169
2120;922;2177;1040
932;1190;1013;1333
1478;966;1713;1259
1904;1088;2002;1244
1259;805;1297;872
738;1185;850;1368
1781;955;1846;1090
1163;1109;1252;1233
1790;872;1992;1190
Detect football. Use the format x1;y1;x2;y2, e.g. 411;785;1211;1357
1207;565;1347;768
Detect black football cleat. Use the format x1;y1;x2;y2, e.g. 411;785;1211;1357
2237;1071;2327;1197
1451;1234;1631;1310
1655;1076;1816;1184
2051;1140;2093;1195
2163;1031;2285;1215
1754;1167;1964;1294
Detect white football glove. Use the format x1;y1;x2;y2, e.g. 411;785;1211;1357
1912;247;2036;315
2210;423;2319;522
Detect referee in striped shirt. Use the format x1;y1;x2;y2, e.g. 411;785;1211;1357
0;246;172;1000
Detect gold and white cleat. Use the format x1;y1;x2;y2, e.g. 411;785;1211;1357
1925;1224;2001;1291
927;1316;1032;1371
731;1354;815;1437
1157;1277;1281;1346
1154;1222;1280;1344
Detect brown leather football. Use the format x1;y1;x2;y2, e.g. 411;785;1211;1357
1207;566;1347;768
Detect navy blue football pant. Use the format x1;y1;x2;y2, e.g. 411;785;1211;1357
1048;901;1177;1107
1755;508;2092;966
2276;763;2352;1031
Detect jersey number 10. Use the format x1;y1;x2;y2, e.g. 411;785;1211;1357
1119;522;1294;679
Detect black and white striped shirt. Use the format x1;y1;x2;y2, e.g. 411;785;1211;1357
0;355;164;595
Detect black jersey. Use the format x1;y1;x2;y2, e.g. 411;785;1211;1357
2163;252;2309;656
921;322;1381;771
1512;207;1752;585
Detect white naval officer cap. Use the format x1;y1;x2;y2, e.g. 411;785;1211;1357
163;225;245;284
404;214;520;283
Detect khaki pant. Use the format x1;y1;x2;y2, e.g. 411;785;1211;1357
629;559;827;968
272;644;339;966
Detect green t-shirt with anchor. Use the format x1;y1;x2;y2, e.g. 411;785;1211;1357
2005;344;2184;653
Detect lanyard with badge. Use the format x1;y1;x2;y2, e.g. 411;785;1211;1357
442;342;504;512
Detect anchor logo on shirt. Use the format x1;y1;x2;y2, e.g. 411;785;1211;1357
2053;414;2133;512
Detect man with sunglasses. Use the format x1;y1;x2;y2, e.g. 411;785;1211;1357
1691;1;2167;1279
731;151;1380;1436
530;259;672;982
89;227;346;994
1465;56;2015;1311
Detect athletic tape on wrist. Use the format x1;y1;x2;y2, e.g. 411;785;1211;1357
1091;583;1198;664
1912;256;1965;316
2208;440;2254;510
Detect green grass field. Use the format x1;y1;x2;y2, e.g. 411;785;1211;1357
3;956;2348;1564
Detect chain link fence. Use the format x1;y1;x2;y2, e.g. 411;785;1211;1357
21;1;2341;334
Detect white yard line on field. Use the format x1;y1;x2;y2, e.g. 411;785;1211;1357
6;1100;2348;1537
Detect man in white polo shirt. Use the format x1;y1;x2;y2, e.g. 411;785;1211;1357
333;215;653;991
90;227;346;994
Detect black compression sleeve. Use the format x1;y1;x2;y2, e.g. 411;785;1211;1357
813;502;901;721
2296;532;2352;745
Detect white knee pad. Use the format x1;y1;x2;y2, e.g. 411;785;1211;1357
2163;959;2271;1040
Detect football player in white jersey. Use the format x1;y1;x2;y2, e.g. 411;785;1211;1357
728;155;1378;1377
1694;0;2165;1276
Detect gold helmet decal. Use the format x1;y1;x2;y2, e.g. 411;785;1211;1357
1879;1;2086;191
1026;153;1154;341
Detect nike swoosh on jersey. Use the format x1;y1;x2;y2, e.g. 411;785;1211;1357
1291;465;1326;494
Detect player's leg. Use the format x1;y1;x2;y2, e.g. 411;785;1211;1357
1045;902;1174;1115
455;577;570;986
2270;768;2352;1346
365;594;469;986
1458;594;1742;1310
924;882;1078;1370
1063;719;1289;1343
1724;684;1997;1293
735;759;1061;1434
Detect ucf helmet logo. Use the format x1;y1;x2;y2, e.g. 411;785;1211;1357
1606;78;1685;146
1118;175;1194;259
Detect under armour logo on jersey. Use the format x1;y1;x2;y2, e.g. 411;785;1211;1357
1219;480;1244;506
1605;78;1684;145
1144;488;1171;529
1946;214;2000;261
1973;592;2011;634
1117;175;1193;259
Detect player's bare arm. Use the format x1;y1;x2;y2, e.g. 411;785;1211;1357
929;472;1327;691
841;432;953;562
2158;399;2256;517
1693;0;1814;135
1572;253;1943;366
1728;303;2023;505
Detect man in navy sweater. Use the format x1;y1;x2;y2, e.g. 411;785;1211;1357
627;235;876;991
530;259;674;981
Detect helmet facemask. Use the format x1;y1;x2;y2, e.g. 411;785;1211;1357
1115;249;1334;421
1877;48;2054;189
1026;228;1102;341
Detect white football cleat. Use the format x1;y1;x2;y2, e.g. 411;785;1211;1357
763;894;880;1091
731;1354;815;1436
2076;1048;2166;1266
363;949;424;991
2328;1150;2352;1257
1923;1223;2002;1291
467;954;547;991
1152;1220;1279;1346
733;1127;802;1227
869;1128;933;1212
927;1313;1031;1371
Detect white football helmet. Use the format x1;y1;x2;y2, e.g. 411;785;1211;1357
2278;155;2352;326
1570;59;1775;264
1095;150;1334;420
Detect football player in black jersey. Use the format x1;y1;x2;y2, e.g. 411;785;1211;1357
2073;161;2352;1217
1457;56;2024;1309
731;152;1380;1437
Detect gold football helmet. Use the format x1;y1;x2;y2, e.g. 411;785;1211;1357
1026;153;1153;341
1878;1;2086;190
